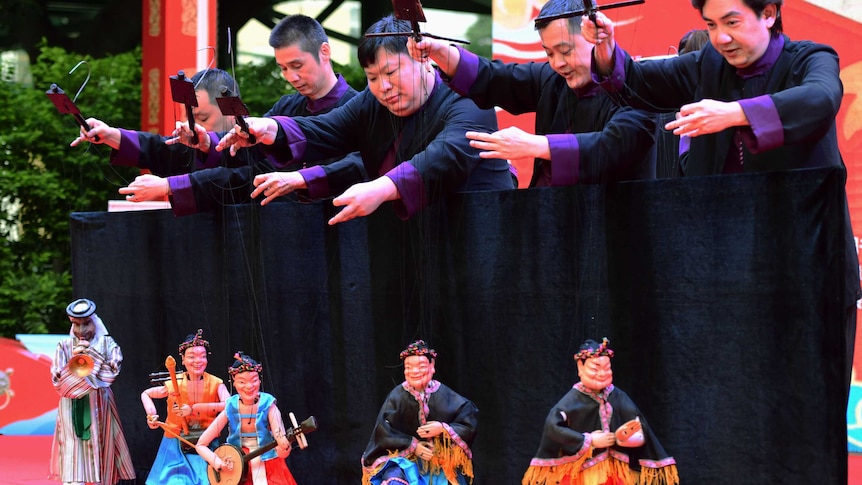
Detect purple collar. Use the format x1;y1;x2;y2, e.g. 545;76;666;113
306;74;350;114
574;81;602;99
736;34;784;79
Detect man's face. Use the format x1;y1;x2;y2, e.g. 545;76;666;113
577;355;613;392
233;371;261;402
274;43;330;100
365;49;428;117
702;0;776;69
181;346;208;378
403;355;435;391
69;316;96;341
193;90;233;132
539;19;594;90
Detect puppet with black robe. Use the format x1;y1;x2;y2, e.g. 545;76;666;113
522;338;678;485
362;340;478;485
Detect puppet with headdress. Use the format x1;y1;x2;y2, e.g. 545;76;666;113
194;351;298;485
49;298;136;485
141;329;231;484
521;338;678;485
361;339;478;485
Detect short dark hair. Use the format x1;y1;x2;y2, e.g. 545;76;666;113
269;14;329;63
534;0;585;34
358;15;411;68
691;0;783;35
191;68;239;102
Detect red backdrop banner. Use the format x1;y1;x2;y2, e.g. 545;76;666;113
141;0;217;134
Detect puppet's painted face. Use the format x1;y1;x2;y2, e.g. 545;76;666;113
182;346;208;378
365;50;429;117
274;42;332;100
577;355;613;392
403;355;435;391
233;371;261;403
69;316;96;341
538;18;594;90
701;0;776;69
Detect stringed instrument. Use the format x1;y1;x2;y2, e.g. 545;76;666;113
164;355;190;437
207;413;317;485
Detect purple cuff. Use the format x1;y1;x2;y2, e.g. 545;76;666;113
738;95;783;154
110;128;142;167
386;163;426;220
197;132;222;169
266;116;306;168
548;134;580;186
167;175;197;217
448;46;479;96
298;166;330;200
591;44;626;92
679;135;691;156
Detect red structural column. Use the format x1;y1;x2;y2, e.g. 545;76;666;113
141;0;218;134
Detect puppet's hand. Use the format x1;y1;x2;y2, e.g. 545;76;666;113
71;341;89;355
589;430;617;448
415;440;435;461
172;403;192;417
615;418;645;447
146;414;160;429
275;435;292;458
417;421;444;439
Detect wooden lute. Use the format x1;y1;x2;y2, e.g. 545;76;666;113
207;413;317;485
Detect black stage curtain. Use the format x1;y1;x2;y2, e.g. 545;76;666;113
69;167;851;484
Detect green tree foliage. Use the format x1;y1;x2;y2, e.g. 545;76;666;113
0;43;141;337
465;14;493;60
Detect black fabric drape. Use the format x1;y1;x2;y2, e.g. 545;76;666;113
70;167;850;484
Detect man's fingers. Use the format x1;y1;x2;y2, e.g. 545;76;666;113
465;131;492;141
328;206;352;226
259;193;280;207
252;178;274;194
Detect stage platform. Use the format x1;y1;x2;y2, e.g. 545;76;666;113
3;435;862;484
1;435;53;485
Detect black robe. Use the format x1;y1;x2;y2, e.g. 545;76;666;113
180;78;365;214
608;37;844;176
451;53;657;187
361;381;478;483
523;384;677;485
266;74;514;218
